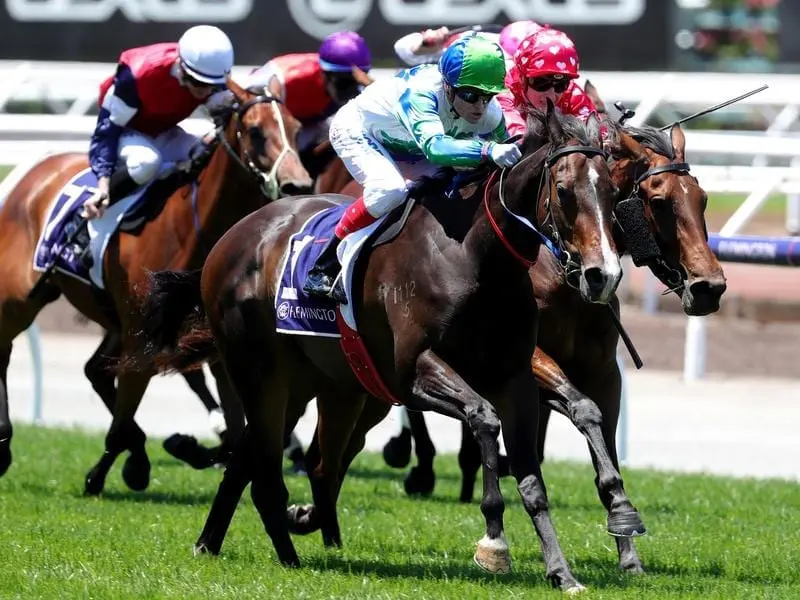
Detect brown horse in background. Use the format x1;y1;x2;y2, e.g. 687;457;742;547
0;79;313;493
379;117;727;573
127;106;620;591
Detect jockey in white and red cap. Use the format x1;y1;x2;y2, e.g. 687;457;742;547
86;25;234;219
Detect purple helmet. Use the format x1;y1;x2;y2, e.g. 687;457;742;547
319;31;372;73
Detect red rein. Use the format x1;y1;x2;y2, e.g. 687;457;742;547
482;169;538;268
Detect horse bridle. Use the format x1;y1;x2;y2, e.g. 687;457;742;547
492;142;607;289
627;158;693;294
214;94;299;200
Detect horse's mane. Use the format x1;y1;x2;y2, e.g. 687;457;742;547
618;123;675;160
521;108;602;156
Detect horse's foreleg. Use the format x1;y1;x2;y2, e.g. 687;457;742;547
579;365;645;573
308;389;366;548
85;370;151;495
408;349;508;574
499;370;584;593
533;349;645;569
0;345;12;477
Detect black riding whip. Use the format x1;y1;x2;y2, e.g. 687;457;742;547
659;84;768;131
607;304;644;370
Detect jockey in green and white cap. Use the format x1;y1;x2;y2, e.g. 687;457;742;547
304;34;521;303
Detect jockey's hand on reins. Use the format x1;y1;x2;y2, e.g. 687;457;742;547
80;177;110;220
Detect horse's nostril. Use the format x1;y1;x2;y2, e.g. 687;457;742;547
584;267;607;294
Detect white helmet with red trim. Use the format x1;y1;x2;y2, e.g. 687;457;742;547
178;25;234;85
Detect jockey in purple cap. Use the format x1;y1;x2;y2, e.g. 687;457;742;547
240;31;372;154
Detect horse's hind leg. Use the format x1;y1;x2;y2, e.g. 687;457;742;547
289;396;391;537
195;423;253;556
84;331;151;487
499;370;584;593
0;346;13;476
0;296;55;477
308;388;367;548
403;409;437;497
207;300;299;566
84;371;151;495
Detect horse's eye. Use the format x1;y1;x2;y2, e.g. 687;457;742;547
556;184;571;199
248;127;266;148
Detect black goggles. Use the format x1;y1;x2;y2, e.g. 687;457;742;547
528;77;569;94
453;88;495;105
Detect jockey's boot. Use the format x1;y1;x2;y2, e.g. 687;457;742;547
303;235;347;304
77;167;140;270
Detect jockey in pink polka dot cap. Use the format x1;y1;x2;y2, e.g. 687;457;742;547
496;27;600;137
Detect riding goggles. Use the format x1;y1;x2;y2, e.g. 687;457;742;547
528;77;569;94
454;88;495;105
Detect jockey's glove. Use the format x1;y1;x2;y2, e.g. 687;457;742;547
488;143;522;168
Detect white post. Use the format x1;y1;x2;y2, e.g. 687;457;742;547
27;324;43;424
683;316;706;382
615;351;628;466
787;194;800;236
641;272;660;314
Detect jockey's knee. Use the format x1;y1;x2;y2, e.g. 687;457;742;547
123;146;163;185
365;180;407;216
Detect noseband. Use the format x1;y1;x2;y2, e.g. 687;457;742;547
486;143;606;288
625;158;692;294
215;94;299;200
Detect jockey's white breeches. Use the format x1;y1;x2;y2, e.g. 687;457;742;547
117;126;201;185
329;102;439;217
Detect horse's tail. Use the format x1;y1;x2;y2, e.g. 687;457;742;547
120;269;217;373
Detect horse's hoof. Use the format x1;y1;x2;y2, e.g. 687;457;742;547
403;465;435;497
473;533;511;574
564;582;588;595
621;561;645;575
193;542;218;557
608;507;647;537
84;471;106;496
287;503;319;535
163;434;217;470
0;442;11;477
122;452;151;492
382;432;412;469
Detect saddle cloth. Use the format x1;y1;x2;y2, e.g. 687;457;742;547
33;168;151;289
274;202;403;405
274;204;386;336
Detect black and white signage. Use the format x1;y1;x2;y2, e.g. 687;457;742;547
0;0;670;69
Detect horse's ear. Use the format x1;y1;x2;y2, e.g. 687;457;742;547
226;76;251;103
352;66;374;87
545;98;563;140
586;112;603;146
619;131;648;165
600;114;621;149
670;122;686;162
584;79;607;114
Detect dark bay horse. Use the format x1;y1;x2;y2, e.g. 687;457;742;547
0;79;313;492
128;106;620;591
378;119;727;573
